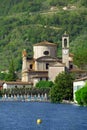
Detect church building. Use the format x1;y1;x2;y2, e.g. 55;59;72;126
22;33;73;86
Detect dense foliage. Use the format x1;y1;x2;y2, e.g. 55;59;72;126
75;83;87;106
0;0;84;16
0;73;6;80
35;80;54;88
0;0;87;74
50;72;75;103
5;58;18;81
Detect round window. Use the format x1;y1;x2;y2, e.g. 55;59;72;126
43;51;49;55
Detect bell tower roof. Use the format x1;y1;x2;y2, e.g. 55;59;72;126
62;31;69;37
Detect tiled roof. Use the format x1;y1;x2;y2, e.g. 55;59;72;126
62;32;69;37
2;81;33;85
36;56;59;62
75;76;87;81
33;41;57;46
49;62;65;67
70;68;87;73
28;70;48;73
62;34;69;37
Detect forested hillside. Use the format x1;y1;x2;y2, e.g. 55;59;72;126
0;0;87;72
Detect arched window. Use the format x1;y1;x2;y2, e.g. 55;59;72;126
64;39;67;48
30;64;32;69
46;63;49;69
69;62;73;69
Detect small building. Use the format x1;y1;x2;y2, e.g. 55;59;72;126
2;82;33;89
73;77;87;103
70;68;87;79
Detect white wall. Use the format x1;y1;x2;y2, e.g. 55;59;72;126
34;46;57;59
3;83;32;89
33;78;39;87
73;81;85;102
49;66;65;82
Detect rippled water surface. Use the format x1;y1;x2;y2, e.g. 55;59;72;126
0;102;87;130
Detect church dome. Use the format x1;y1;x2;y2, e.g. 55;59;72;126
33;41;57;59
33;41;57;46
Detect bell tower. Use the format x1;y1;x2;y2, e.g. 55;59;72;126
22;49;28;82
62;32;69;69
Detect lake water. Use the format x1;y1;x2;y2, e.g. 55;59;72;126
0;102;87;130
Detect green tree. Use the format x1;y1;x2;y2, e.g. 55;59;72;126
81;0;87;7
75;83;87;106
73;49;87;69
35;80;54;88
75;88;83;105
5;58;17;81
50;72;75;103
0;72;6;80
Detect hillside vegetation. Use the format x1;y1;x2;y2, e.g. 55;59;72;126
0;0;87;72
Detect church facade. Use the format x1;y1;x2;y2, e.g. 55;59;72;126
22;33;73;86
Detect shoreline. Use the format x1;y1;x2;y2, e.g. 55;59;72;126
0;98;75;104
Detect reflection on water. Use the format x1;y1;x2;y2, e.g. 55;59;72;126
0;102;87;130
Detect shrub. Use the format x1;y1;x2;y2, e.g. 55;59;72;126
35;80;54;88
75;83;87;106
